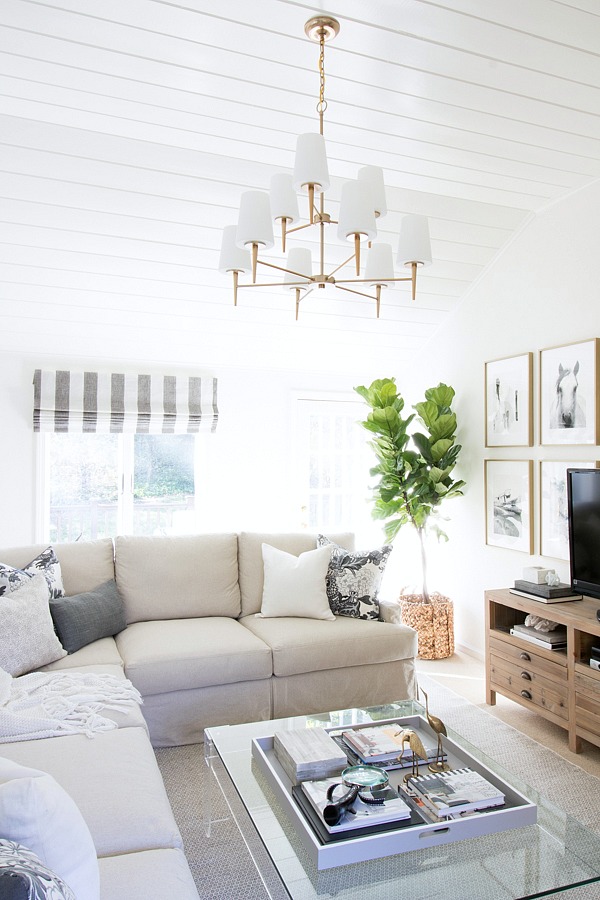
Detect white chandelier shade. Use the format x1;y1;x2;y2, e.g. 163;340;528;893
397;214;432;268
269;173;300;225
337;179;377;243
293;133;330;193
219;225;251;274
235;191;275;250
358;166;387;219
365;243;395;287
284;247;312;287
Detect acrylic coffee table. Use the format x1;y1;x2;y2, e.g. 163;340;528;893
204;700;600;899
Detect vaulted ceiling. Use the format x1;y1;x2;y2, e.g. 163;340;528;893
2;0;600;375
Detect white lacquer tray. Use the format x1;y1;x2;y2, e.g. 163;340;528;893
251;714;537;870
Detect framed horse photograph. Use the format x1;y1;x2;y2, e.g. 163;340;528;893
540;339;600;446
484;352;533;447
484;459;533;553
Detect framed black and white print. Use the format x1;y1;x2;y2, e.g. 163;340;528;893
540;460;599;560
485;353;533;447
485;459;533;553
540;339;599;445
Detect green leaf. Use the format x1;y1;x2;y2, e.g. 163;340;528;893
425;383;455;408
430;438;453;462
429;413;457;442
414;399;438;427
412;431;432;462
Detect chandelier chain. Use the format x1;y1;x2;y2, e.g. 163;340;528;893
317;31;327;133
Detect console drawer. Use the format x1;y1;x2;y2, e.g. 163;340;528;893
490;653;568;721
489;634;567;684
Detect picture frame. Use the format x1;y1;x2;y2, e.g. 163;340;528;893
540;339;600;445
540;459;599;560
485;459;533;553
485;353;533;447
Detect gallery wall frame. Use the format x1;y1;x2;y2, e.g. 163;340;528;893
484;352;533;447
540;459;599;561
485;459;533;553
540;338;600;446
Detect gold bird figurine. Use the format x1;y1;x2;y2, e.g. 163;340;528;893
420;688;449;772
397;728;428;781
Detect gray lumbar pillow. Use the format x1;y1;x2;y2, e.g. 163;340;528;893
50;580;127;654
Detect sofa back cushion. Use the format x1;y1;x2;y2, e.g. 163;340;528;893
238;532;354;617
115;533;240;623
0;539;115;597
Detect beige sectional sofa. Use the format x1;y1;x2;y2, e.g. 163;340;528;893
0;531;417;899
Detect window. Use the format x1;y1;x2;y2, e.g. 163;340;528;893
295;396;375;539
40;433;199;542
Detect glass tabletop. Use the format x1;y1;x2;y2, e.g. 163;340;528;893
204;701;600;899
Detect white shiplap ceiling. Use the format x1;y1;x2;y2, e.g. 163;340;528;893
2;0;600;375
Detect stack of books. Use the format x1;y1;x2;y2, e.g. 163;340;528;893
340;724;446;770
402;766;505;819
273;727;347;785
509;622;567;650
292;776;416;841
509;579;582;603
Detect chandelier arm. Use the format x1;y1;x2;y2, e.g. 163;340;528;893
286;221;316;236
334;276;412;285
255;258;316;280
335;284;378;301
237;279;312;288
328;253;356;278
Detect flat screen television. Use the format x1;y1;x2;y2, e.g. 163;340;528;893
567;467;600;600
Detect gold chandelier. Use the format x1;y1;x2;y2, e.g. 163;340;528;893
218;16;432;320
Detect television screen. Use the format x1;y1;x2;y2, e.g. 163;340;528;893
568;468;600;600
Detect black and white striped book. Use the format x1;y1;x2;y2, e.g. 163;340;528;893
405;767;505;818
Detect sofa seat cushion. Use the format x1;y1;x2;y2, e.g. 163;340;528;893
98;849;199;900
115;618;272;695
115;534;241;624
38;637;123;671
0;727;182;858
239;614;418;677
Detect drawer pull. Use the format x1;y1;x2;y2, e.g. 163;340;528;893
521;671;532;681
519;652;531;661
521;690;532;700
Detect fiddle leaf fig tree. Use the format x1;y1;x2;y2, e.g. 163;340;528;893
355;378;465;603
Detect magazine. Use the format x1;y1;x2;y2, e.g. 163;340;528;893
341;724;441;765
299;777;411;833
405;767;505;818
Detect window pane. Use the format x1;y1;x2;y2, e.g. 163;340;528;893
48;434;119;542
132;434;196;536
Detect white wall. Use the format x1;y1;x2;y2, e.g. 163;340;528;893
414;180;600;654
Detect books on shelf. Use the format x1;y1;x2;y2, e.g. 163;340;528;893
403;767;505;818
298;777;411;834
273;727;346;785
340;724;442;767
512;623;567;644
509;627;566;650
510;580;582;603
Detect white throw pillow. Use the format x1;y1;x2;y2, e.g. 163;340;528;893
259;543;335;620
0;757;100;900
0;574;67;676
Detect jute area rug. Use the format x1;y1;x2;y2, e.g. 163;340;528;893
155;674;600;900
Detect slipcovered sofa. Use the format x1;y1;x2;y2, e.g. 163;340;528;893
0;531;417;899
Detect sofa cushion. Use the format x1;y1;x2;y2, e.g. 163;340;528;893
238;532;355;617
116;618;272;695
115;534;240;623
0;540;115;598
39;637;124;671
239;614;418;677
50;580;127;654
98;849;199;900
259;543;334;620
0;758;100;900
317;535;392;620
0;575;67;676
0;546;64;600
0;727;182;858
0;839;76;900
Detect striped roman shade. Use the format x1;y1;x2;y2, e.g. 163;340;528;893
33;370;218;434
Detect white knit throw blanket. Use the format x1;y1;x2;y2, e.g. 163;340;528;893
0;667;143;742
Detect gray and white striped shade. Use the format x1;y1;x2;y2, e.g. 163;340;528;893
33;370;218;434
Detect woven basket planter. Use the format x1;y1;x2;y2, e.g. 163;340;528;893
399;592;454;659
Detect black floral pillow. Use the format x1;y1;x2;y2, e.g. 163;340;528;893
0;839;76;900
317;535;392;620
0;546;64;600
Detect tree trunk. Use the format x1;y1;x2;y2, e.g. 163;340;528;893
417;527;430;603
